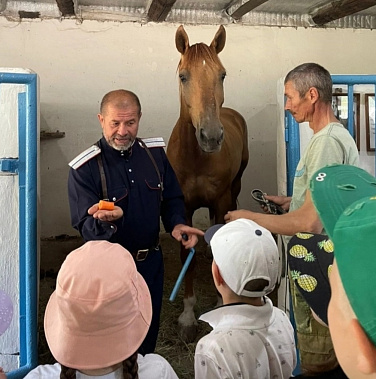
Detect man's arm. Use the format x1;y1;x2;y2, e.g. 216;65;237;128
68;166;120;241
158;148;187;230
157;149;204;247
225;190;322;236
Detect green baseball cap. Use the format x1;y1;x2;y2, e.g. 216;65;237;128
333;195;376;346
310;164;376;239
310;164;376;346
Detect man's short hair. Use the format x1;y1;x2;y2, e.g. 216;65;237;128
100;89;141;115
284;63;333;104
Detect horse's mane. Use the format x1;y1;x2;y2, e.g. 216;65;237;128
177;43;224;71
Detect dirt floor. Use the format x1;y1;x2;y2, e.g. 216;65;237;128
38;233;216;378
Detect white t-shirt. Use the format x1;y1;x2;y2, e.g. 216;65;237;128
24;354;179;379
290;122;359;212
195;299;296;379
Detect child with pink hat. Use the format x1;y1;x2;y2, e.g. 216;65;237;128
23;240;178;379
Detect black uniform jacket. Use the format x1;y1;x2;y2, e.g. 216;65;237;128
68;137;186;253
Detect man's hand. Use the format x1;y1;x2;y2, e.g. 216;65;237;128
88;203;124;222
263;194;291;213
225;190;322;236
172;224;204;249
224;209;255;223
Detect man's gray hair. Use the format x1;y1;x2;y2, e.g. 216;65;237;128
284;63;333;104
100;89;141;115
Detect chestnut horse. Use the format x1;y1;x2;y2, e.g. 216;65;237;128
167;25;249;341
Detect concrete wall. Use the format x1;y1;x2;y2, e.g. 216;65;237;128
1;18;375;237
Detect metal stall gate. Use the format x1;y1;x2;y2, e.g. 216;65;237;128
0;68;39;378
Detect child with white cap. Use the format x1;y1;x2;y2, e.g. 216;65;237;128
195;218;296;379
22;240;178;379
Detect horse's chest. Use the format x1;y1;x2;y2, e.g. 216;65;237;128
180;173;225;203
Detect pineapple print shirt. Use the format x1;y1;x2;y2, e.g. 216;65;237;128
194;299;296;379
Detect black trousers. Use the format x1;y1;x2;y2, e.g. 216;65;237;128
136;246;164;355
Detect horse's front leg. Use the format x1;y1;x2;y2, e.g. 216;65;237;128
212;195;234;308
177;211;198;342
178;245;198;342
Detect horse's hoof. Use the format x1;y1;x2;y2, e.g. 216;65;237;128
179;323;198;343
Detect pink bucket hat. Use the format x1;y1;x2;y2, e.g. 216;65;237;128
44;240;152;370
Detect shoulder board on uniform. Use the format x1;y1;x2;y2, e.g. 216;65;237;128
68;145;101;170
140;137;166;148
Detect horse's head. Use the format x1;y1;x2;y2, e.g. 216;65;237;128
176;25;226;153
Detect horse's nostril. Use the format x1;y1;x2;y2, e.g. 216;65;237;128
200;128;206;141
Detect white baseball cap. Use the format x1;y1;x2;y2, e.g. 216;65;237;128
204;219;279;297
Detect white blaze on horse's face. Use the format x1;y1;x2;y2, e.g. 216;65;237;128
176;25;227;154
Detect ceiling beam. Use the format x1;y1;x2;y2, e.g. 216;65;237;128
147;0;177;22
311;0;376;25
227;0;269;20
55;0;75;17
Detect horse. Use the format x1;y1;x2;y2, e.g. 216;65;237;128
167;25;249;342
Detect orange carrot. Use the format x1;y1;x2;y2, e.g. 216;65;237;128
98;200;114;211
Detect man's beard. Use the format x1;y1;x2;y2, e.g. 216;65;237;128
107;136;133;151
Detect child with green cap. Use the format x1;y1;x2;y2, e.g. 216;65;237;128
293;163;376;379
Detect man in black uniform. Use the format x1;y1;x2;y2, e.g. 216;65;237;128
68;89;204;354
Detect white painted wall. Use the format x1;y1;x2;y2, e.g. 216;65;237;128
1;18;375;237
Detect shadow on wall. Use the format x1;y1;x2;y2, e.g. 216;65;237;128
39;102;100;239
238;103;278;212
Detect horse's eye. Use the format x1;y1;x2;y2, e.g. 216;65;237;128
179;74;187;83
221;73;226;81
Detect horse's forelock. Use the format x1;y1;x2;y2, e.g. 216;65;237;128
179;43;223;70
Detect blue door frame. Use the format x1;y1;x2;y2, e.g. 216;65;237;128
0;72;38;378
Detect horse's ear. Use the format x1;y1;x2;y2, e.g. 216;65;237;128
210;25;226;54
175;25;190;54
